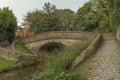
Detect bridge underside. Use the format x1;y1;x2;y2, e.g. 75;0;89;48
25;39;82;54
39;42;64;53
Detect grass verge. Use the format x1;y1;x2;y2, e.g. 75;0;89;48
0;57;39;72
14;41;33;54
32;39;92;80
0;57;16;71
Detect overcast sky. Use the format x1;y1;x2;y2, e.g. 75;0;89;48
0;0;89;26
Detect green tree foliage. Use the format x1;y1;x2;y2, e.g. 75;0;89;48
23;2;62;33
75;0;120;33
108;0;120;32
23;2;75;33
94;0;111;32
0;7;17;43
23;10;45;33
76;2;98;30
42;2;63;31
43;2;56;14
56;9;75;31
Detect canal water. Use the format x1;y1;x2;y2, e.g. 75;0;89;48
0;64;43;80
0;43;64;80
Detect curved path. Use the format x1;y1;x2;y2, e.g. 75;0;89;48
76;34;120;80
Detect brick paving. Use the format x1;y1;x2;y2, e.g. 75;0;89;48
76;34;120;80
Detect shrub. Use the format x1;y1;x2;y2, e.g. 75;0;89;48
33;69;87;80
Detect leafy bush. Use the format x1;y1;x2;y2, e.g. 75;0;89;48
33;69;87;80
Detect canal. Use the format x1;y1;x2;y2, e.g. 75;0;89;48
0;42;64;80
0;63;43;80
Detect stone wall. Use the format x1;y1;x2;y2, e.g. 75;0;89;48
0;41;35;61
25;39;83;54
70;34;103;69
23;31;96;44
0;47;18;61
11;40;35;60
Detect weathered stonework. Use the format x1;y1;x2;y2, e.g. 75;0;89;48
70;34;103;69
25;39;82;53
75;34;120;80
23;31;96;43
0;47;18;61
23;31;96;53
0;40;35;61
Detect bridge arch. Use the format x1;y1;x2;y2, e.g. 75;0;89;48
39;42;65;53
25;39;81;54
23;31;96;54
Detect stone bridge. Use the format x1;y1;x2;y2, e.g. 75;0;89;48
23;31;96;53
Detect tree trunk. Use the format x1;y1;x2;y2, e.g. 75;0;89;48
114;0;117;9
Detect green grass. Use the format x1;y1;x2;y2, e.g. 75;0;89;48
46;40;92;70
33;39;92;80
15;41;33;54
0;57;37;71
0;57;16;70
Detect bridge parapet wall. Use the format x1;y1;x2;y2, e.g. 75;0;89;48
70;34;103;69
23;31;96;44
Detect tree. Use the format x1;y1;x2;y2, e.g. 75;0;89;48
23;2;62;33
0;7;17;43
75;0;120;32
75;1;98;31
108;0;120;32
114;0;117;9
43;2;56;14
23;10;45;33
56;9;75;31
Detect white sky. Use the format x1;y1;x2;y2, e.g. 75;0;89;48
0;0;89;26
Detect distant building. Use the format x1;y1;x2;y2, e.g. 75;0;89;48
16;27;33;37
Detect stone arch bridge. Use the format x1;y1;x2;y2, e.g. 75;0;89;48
23;31;96;53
